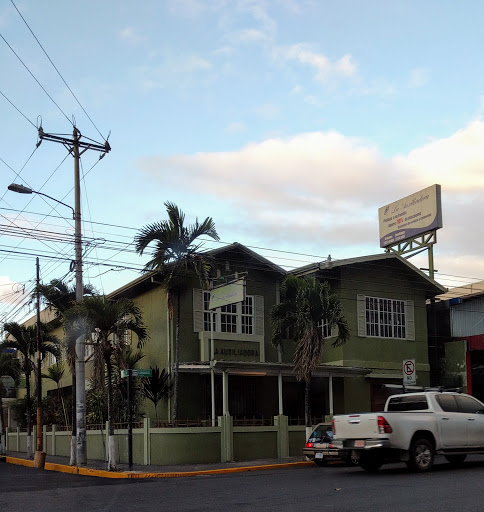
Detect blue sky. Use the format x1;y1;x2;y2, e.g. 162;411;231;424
1;0;484;323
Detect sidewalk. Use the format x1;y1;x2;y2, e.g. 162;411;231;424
1;451;312;479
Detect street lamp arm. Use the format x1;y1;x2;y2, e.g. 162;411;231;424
8;183;75;220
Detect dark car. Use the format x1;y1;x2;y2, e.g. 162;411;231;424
303;423;358;467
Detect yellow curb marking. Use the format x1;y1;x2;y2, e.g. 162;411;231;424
5;456;313;478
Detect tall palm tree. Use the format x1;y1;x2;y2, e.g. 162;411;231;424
36;278;96;465
65;295;148;470
271;276;349;438
0;353;21;454
134;201;219;421
0;322;59;458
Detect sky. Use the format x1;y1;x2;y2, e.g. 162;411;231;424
1;0;484;324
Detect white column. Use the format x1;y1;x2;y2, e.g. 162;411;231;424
222;371;229;416
329;374;334;417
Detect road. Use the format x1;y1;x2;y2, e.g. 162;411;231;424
2;456;484;512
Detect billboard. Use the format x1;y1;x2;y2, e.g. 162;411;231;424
209;279;245;309
378;184;442;248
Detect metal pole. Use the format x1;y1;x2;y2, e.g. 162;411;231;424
127;369;133;471
73;127;86;465
211;309;215;427
34;257;45;468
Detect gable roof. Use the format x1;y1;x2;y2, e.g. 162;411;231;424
109;242;286;300
290;252;447;298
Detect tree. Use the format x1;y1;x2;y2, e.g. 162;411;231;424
0;322;59;458
36;278;96;465
42;363;68;429
134;201;219;421
141;366;172;420
271;276;349;437
65;296;148;470
0;353;21;454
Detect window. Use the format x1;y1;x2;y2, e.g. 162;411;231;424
317;318;333;338
387;395;429;411
357;295;414;340
203;291;254;334
435;394;459;412
456;395;484;414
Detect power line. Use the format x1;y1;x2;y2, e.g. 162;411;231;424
0;32;71;125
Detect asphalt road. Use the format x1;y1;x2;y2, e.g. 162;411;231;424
2;455;484;512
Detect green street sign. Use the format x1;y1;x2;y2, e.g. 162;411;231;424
121;369;152;378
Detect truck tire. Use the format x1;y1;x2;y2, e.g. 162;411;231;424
406;438;435;472
444;454;467;465
345;452;359;467
359;453;383;472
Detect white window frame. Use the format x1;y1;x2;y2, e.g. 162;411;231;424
357;294;415;340
203;290;254;335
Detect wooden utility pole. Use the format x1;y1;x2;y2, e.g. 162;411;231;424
38;126;110;465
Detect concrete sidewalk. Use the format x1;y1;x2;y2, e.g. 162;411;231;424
1;451;312;479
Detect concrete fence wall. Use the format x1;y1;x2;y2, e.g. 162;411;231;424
6;415;306;466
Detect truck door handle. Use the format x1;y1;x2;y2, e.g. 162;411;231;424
442;417;450;420
468;417;475;421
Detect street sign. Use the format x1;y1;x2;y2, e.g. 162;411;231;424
403;359;416;385
121;369;152;378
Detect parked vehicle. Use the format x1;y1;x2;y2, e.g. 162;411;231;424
332;391;484;473
303;423;358;466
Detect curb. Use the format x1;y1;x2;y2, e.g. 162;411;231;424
4;456;313;479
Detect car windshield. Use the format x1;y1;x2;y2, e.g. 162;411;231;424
309;426;333;442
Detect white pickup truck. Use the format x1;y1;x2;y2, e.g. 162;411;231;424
332;391;484;472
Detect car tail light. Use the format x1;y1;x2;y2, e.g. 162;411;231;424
306;442;314;448
377;416;392;433
332;418;335;435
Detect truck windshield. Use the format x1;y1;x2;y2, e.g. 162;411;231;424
387;395;429;411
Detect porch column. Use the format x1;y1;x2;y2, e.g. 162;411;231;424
278;372;283;415
222;370;229;416
329;374;334;417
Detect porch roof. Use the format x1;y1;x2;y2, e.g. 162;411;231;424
178;361;370;378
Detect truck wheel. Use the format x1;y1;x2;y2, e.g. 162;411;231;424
445;454;467;465
406;438;435;472
359;453;383;472
314;459;328;467
345;453;359;467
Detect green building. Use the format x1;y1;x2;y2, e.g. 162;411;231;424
107;243;446;423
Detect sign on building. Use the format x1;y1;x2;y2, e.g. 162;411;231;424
378;184;443;248
209;278;245;309
403;359;416;386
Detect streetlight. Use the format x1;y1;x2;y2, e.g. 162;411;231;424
8;182;84;465
8;184;75;219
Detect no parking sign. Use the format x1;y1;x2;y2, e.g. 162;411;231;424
403;359;416;385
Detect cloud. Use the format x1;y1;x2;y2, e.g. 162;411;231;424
0;276;27;305
408;67;430;88
225;122;247;133
137;120;484;280
119;26;145;44
276;44;357;84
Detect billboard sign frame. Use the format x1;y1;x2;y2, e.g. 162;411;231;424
378;184;443;248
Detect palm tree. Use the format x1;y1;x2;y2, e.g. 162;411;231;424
65;296;148;470
271;275;349;438
134;201;219;421
36;278;96;465
0;353;21;454
141;366;172;420
42;363;68;429
0;322;59;458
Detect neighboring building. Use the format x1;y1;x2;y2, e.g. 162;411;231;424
291;253;446;412
428;281;484;401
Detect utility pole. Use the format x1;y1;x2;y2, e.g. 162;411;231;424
33;257;45;469
38;125;110;465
